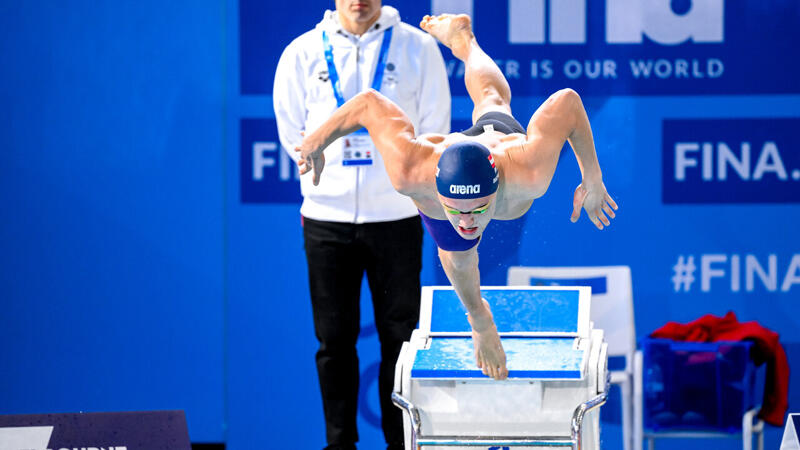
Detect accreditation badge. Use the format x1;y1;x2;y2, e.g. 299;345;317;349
341;130;375;166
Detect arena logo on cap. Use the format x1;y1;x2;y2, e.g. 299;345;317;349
662;118;800;203
450;184;480;195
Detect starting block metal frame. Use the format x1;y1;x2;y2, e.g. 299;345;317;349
392;286;609;450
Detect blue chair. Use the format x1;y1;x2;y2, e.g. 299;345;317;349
637;337;765;450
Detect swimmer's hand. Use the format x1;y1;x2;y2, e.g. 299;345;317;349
295;132;326;186
570;178;618;230
467;299;508;380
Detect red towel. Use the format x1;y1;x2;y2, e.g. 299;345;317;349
651;311;789;426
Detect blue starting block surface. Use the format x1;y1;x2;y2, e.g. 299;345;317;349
411;337;585;379
424;288;588;336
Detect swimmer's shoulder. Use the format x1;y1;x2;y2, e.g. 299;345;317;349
416;133;448;146
417;132;473;149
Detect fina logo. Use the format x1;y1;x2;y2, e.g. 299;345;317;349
433;0;724;45
450;184;480;195
661;118;800;204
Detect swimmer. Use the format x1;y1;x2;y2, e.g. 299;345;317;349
297;13;618;380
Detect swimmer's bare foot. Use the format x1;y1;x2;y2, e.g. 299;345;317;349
420;14;475;61
467;298;508;380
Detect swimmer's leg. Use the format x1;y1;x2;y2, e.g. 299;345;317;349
421;14;511;124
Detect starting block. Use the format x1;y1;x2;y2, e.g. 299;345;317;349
392;286;609;449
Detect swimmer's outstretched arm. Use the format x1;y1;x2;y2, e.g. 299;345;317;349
438;246;508;380
502;88;618;229
296;89;437;195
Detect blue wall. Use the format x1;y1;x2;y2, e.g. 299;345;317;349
2;1;799;449
0;0;225;443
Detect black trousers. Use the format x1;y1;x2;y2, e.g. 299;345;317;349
303;215;423;450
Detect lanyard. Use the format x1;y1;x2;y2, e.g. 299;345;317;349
322;26;393;107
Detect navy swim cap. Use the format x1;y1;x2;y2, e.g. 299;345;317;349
435;141;499;199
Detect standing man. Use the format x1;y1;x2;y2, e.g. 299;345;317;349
273;2;451;449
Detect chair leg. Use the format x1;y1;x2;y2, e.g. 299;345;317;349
742;409;753;450
646;437;655;450
742;408;764;450
756;419;764;450
620;377;632;450
633;351;644;450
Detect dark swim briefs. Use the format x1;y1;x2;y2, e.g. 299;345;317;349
460;111;526;136
419;210;480;252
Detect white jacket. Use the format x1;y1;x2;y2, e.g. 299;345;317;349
273;6;451;223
